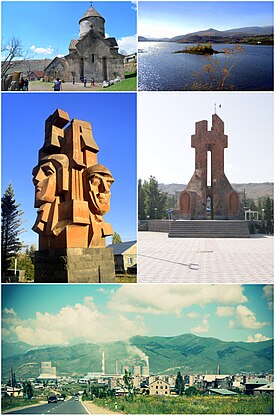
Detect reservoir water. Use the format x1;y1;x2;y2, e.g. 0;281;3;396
138;42;274;91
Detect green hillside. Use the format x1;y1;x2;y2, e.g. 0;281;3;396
2;334;273;379
130;334;273;374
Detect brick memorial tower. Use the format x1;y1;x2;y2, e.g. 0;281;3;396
168;113;249;238
180;113;240;220
32;109;115;282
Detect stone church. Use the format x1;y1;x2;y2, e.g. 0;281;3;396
44;5;125;82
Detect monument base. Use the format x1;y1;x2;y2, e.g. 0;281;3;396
34;248;115;283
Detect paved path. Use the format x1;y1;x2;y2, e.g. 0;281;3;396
138;232;273;283
28;81;103;92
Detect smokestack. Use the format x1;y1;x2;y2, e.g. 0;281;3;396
102;350;105;375
116;360;119;374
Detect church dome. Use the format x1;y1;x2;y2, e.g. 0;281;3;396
79;5;105;39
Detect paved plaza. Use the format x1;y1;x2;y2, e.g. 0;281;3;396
138;232;273;283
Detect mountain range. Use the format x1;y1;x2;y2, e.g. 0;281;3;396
2;333;273;379
139;26;274;43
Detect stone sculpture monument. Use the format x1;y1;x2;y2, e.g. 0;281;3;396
180;113;240;220
33;109;115;282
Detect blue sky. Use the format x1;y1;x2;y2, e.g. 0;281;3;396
2;284;273;345
1;1;137;56
2;92;137;246
139;1;274;38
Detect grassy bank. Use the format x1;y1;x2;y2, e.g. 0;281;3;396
1;397;41;412
115;275;137;283
92;395;274;414
105;76;137;91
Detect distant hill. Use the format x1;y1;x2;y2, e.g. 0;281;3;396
1;341;147;379
140;26;274;44
170;26;274;43
131;334;273;374
224;26;274;35
2;334;273;379
2;341;34;358
159;183;274;200
138;36;170;42
1;59;52;77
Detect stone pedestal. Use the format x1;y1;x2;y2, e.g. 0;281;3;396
34;248;115;283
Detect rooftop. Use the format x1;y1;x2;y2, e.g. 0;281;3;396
107;240;137;255
79;5;105;23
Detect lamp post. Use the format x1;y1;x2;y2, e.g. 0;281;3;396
154;208;157;219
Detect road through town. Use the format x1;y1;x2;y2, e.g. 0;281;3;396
6;398;88;414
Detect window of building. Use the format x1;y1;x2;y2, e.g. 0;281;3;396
128;257;133;265
92;54;95;63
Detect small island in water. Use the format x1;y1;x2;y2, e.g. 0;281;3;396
174;44;224;55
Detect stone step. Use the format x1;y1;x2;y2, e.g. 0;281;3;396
168;220;250;238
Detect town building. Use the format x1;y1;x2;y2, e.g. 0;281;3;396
253;382;274;396
37;362;57;382
244;378;270;395
204;388;238;396
107;241;137;274
200;374;233;390
149;378;170;396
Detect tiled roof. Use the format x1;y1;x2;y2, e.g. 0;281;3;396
79;6;104;22
254;382;274;391
69;39;78;50
208;388;238;395
246;378;269;385
107;241;137;255
106;37;118;47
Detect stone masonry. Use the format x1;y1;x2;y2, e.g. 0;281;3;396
180;114;240;219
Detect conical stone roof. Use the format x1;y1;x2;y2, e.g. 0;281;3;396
79;5;105;23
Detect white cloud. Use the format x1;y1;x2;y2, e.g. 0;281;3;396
247;333;271;343
108;285;247;316
30;45;54;55
117;35;137;55
3;308;17;316
131;1;137;11
4;299;147;346
263;285;273;310
216;306;235;317
2;328;12;337
191;318;209;333
187;312;199;319
229;305;269;330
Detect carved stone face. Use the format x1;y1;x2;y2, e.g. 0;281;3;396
33;161;56;207
85;164;114;216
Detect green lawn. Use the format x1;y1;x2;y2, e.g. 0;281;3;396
104;77;137;91
92;395;274;414
115;275;137;283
